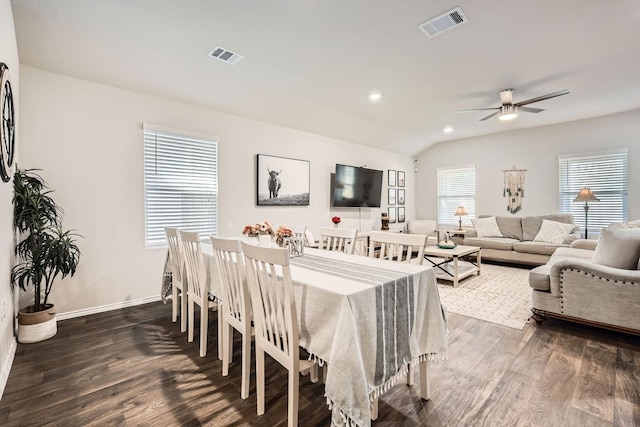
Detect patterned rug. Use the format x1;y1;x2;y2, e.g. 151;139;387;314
436;262;533;330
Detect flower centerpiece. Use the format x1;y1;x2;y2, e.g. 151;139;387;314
332;216;341;228
275;225;293;247
242;221;274;237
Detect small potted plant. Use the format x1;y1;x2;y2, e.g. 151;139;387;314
11;167;81;343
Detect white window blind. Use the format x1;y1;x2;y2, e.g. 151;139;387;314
144;126;218;247
558;149;627;233
437;165;476;226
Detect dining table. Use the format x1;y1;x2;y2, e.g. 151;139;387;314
199;240;448;427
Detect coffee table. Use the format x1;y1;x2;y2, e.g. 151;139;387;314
423;245;481;287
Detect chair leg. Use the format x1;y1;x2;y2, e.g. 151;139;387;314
180;289;188;333
406;362;414;386
240;330;251;399
188;298;195;343
171;286;178;322
256;346;265;416
310;364;318;383
200;306;208;357
371;397;379;420
420;359;430;400
217;304;223;360
288;367;300;427
222;322;232;377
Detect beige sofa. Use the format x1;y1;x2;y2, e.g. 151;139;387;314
528;224;640;334
462;214;580;266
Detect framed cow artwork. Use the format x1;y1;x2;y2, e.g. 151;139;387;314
256;154;310;206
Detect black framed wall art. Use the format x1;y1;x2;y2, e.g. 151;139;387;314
256;154;310;206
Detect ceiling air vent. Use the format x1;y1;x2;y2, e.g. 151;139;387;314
418;7;468;38
208;46;244;65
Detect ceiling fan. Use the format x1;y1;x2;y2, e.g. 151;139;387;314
457;88;569;121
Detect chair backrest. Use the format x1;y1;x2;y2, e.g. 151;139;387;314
368;231;427;264
210;237;249;324
319;227;358;254
407;220;438;237
179;230;207;302
165;227;185;288
241;242;298;367
289;225;307;241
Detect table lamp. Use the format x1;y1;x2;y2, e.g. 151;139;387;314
573;187;599;239
454;206;468;231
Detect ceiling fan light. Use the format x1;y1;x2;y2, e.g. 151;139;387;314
498;105;518;121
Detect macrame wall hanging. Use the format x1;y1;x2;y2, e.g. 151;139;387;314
503;166;526;214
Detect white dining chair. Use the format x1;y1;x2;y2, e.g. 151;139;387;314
288;225;307;241
179;230;222;359
368;231;428;264
165;227;188;333
210;236;253;399
241;242;318;427
319;227;358;254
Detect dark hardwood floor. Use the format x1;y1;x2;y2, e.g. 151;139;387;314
1;301;639;426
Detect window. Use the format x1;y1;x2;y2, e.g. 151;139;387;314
437;165;476;226
558;149;627;233
144;125;218;247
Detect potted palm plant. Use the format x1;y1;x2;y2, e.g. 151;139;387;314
11;167;81;343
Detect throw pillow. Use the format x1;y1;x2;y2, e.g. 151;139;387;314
593;227;640;270
472;216;503;238
533;219;576;244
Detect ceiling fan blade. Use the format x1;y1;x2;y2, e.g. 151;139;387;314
457;107;500;113
519;106;544;113
514;89;569;107
479;111;500;121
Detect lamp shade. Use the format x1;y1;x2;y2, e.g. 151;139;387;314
574;187;600;202
454;206;468;216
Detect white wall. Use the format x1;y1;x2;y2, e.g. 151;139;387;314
0;0;19;399
415;109;640;226
17;66;414;316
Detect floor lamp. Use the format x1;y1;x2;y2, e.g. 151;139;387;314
574;187;599;239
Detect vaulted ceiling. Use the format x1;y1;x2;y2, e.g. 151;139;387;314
11;0;640;155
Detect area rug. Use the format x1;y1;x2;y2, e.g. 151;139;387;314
436;262;533;330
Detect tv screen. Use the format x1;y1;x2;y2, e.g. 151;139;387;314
332;164;383;208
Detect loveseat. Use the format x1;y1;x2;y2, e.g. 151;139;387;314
462;214;580;266
528;223;640;334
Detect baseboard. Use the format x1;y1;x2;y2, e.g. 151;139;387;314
0;337;17;401
56;295;163;321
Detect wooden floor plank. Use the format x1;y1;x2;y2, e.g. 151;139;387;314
1;302;639;427
572;342;617;422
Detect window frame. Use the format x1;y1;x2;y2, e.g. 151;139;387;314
558;149;628;234
143;124;219;248
437;165;476;227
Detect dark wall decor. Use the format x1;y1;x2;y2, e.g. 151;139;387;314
1;62;16;183
256;154;310;206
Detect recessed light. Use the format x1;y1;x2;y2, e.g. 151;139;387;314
443;126;453;133
368;92;382;102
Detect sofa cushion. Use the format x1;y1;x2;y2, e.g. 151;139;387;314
513;241;568;256
529;264;551;291
533;219;576;244
551;246;595;261
522;214;574;241
464;236;519;251
593;227;640;270
472;216;503;238
496;217;523;240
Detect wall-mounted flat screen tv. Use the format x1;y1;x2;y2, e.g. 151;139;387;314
332;164;383;208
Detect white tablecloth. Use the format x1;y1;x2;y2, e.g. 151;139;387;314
201;243;447;427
